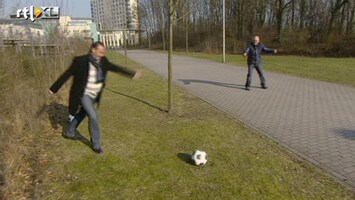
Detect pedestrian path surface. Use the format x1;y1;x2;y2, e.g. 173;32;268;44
120;50;355;189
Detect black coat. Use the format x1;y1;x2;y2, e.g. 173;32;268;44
50;54;136;115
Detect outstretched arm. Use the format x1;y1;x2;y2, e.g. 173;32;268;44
107;60;141;80
49;57;77;93
262;45;277;54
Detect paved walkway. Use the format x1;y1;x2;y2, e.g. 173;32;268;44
121;50;355;189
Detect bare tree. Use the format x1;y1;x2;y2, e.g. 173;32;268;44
168;0;180;112
328;0;349;33
139;0;355;55
274;0;294;42
255;0;269;30
345;0;355;34
298;0;307;29
235;0;248;40
161;5;167;51
183;0;190;54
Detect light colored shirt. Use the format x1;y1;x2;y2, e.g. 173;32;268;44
84;62;103;99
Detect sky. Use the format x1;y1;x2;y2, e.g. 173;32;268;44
3;0;91;18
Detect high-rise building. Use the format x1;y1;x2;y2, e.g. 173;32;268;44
90;0;139;48
91;0;138;31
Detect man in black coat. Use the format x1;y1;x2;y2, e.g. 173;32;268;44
49;42;141;154
243;35;277;91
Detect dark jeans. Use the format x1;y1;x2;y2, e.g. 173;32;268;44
245;63;266;87
64;95;101;149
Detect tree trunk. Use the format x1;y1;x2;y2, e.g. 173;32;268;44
255;0;267;30
236;0;245;40
275;0;293;43
346;1;355;34
299;0;307;29
148;28;152;49
168;0;174;113
123;29;127;67
276;0;284;43
339;5;346;33
291;0;295;28
328;0;349;34
185;2;189;54
162;10;166;51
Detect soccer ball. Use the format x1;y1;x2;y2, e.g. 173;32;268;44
191;150;208;166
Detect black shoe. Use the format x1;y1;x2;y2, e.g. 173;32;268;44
245;86;250;91
261;85;268;89
92;147;104;154
62;133;77;140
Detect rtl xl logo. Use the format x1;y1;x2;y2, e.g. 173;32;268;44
16;6;60;22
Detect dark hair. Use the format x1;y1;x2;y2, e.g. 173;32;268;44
91;41;105;49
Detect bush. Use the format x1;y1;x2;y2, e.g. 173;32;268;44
0;39;89;199
324;35;355;57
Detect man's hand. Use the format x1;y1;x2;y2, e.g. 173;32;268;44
274;49;277;54
243;53;247;57
133;70;142;80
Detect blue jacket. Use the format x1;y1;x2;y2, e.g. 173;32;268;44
244;43;275;65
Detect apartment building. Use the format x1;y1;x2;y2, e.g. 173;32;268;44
90;0;139;48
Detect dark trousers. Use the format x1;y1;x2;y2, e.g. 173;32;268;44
64;95;101;149
245;63;266;87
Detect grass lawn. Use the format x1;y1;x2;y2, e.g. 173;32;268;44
36;52;355;199
172;51;355;87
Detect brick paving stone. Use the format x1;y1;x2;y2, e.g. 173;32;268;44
344;167;355;174
123;50;355;189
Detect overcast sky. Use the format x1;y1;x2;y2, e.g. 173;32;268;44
3;0;91;18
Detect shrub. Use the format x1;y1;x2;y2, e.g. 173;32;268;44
0;39;88;199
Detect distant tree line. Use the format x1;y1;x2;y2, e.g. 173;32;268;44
139;0;355;56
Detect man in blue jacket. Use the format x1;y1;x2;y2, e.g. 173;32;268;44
243;35;277;91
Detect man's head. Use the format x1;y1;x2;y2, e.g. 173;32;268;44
91;41;106;59
252;35;260;45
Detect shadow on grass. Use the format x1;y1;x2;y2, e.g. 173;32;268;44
0;171;4;200
105;88;167;112
37;102;68;130
177;153;195;165
178;79;257;90
37;102;91;148
64;132;91;149
0;171;5;187
335;129;355;140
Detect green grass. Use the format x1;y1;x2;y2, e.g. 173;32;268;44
37;52;355;199
172;51;355;87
